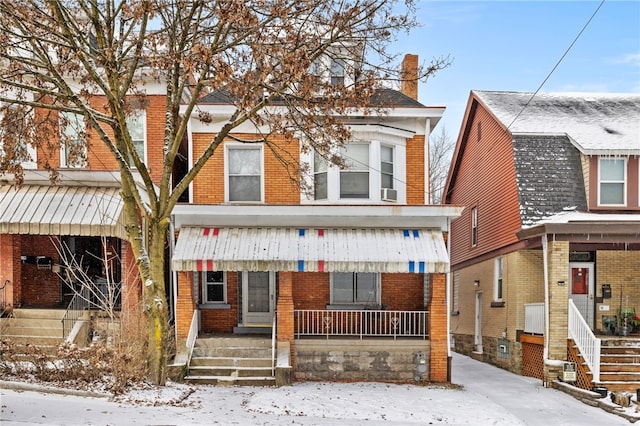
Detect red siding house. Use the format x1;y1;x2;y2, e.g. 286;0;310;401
444;90;640;392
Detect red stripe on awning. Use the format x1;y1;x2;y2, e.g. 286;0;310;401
318;260;325;272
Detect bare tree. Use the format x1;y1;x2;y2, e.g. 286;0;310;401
0;0;450;384
429;125;455;204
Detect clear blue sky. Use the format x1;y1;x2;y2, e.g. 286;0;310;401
391;0;640;138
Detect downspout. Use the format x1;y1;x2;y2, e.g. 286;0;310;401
446;217;452;358
170;216;178;346
542;234;565;369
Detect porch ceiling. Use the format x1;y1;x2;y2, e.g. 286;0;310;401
172;226;450;273
0;184;126;238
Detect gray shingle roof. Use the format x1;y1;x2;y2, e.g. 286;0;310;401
474;91;640;155
512;135;587;227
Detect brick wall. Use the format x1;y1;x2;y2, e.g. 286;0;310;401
200;272;239;334
19;235;61;307
406;136;425;205
0;234;21;309
595;250;640;330
175;271;196;339
545;240;569;381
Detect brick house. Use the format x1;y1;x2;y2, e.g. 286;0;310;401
0;89;170;338
443;90;640;390
170;55;463;384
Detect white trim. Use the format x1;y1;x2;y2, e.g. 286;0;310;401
201;270;227;304
494;256;503;302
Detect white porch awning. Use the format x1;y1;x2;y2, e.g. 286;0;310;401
172;227;450;273
0;184;125;238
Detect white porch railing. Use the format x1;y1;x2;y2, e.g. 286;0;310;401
271;312;276;376
294;309;428;340
185;309;200;366
568;299;600;383
524;303;545;334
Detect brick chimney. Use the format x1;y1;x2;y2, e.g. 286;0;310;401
401;54;418;101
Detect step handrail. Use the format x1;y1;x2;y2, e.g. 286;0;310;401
0;280;8;317
61;286;91;340
568;299;600;383
271;311;276;377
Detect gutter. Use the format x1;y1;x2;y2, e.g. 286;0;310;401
542;234;565;371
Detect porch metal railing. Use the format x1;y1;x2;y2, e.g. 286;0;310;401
568;299;600;383
524;303;545;334
61;285;91;340
294;309;428;340
0;280;8;317
271;312;276;376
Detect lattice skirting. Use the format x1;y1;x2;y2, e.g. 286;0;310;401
521;341;544;380
567;339;592;390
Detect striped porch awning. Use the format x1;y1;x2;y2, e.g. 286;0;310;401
0;184;126;238
172;227;450;273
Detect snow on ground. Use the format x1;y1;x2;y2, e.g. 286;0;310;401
1;353;636;425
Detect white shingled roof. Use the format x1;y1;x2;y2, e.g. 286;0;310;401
474;91;640;155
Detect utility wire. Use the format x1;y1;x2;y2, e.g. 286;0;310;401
506;0;606;130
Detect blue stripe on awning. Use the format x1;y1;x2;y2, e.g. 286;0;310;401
409;261;415;273
298;260;304;271
413;230;419;238
299;229;305;237
403;229;410;237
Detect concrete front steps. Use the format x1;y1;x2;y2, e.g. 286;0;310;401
0;309;66;354
185;336;275;387
595;337;640;393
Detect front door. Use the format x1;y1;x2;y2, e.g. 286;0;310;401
569;263;595;328
242;271;275;327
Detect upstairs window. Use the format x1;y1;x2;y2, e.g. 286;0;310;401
314;151;328;200
381;145;394;189
330;58;345;86
60;111;87;168
599;158;626;206
331;272;379;305
340;144;369;199
227;146;262;202
0;105;36;168
126;111;146;166
471;207;478;247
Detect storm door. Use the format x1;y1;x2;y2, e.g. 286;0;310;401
241;271;275;326
569;263;594;328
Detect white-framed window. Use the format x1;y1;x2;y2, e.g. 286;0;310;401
381;145;394;190
314;151;328;200
331;272;380;305
226;145;263;202
59;111;87;168
598;157;626;206
494;256;503;301
126;111;146;165
202;271;226;303
452;270;460;315
340;143;369;199
471;207;478;247
0;104;36;168
330;58;345;86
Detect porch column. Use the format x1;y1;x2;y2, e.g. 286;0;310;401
176;271;197;340
428;272;448;382
276;271;294;342
0;234;21;311
545;239;570;383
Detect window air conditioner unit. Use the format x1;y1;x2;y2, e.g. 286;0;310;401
381;188;397;202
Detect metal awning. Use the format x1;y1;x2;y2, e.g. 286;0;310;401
172;227;450;273
0;184;126;238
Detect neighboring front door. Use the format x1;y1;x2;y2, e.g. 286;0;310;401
242;271;275;327
474;291;483;353
569;263;594;328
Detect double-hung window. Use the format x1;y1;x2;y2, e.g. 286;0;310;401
331;272;379;305
227;146;262;202
202;271;226;304
599;158;626;206
471;207;478;247
60;111;87;168
340;144;369;199
314;151;328;200
126;111;146;166
494;257;503;301
330;58;345;86
381;145;394;190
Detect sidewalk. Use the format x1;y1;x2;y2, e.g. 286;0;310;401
451;352;635;425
